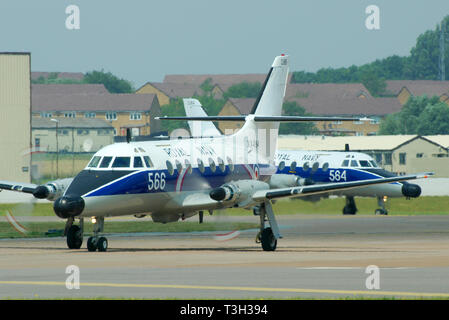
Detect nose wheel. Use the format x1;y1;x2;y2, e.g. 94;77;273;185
65;217;83;249
87;217;108;252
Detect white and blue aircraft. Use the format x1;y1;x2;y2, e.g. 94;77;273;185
183;99;423;215
0;55;431;252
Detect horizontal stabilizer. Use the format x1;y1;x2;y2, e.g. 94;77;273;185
156;115;371;122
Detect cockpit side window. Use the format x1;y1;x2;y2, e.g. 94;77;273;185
133;156;144;168
88;156;101;168
359;160;372;168
99;156;113;168
143;156;154;168
369;160;378;168
350;160;358;167
341;160;349;167
112;157;131;168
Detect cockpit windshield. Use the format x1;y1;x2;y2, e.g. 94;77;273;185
112;157;131;168
359;160;372;168
87;156;101;168
99;156;113;168
369;160;378;168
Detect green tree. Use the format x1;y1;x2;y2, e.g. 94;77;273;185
84;70;134;93
279;101;319;135
291;15;449;84
417;103;449;134
159;98;188;133
379;95;449;134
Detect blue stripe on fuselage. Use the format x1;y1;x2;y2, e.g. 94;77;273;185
276;167;402;185
83;164;268;197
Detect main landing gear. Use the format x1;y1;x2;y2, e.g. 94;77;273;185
254;201;282;251
375;196;388;215
87;217;108;252
342;196;358;215
64;216;108;251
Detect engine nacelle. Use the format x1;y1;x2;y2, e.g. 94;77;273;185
33;178;74;201
209;180;270;208
268;174;314;189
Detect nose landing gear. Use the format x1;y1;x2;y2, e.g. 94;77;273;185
65;217;83;249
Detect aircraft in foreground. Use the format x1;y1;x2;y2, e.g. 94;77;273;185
0;55;431;252
183;99;423;215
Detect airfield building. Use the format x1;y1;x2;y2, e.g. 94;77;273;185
0;52;32;183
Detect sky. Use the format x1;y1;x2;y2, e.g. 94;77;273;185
1;0;449;88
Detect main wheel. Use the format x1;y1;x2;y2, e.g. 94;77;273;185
97;237;108;252
375;209;388;215
87;236;97;252
261;228;277;251
342;206;356;215
67;225;83;249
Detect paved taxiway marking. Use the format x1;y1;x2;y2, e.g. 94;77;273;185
0;281;448;298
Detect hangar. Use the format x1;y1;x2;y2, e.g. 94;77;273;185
0;52;31;183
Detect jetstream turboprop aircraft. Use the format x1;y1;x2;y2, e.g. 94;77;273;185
183;99;423;215
0;55;432;252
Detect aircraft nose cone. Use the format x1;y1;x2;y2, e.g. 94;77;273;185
53;195;85;219
402;183;421;198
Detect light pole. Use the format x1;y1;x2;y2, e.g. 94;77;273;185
51;118;59;178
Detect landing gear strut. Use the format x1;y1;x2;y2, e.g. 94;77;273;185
65;217;84;249
375;196;388;215
87;217;108;252
255;201;281;251
342;196;357;215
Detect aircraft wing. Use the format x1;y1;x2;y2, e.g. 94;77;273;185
0;180;38;195
252;173;432;201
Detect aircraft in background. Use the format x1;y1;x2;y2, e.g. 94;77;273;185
0;55;431;252
183;99;422;215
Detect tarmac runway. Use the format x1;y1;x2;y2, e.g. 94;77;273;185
1;214;449;299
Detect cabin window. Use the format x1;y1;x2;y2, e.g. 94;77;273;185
311;162;319;172
166;160;174;175
197;158;205;173
133;156;144;168
175;160;183;173
278;161;285;171
185;159;192;174
112;157;131;168
359;160;371;168
99;156;113;168
209;158;216;173
227;157;234;172
341;160;349;167
303;162;310;171
217;157;225;172
87;156;101;168
322;162;329;172
369;160;378;168
350;160;358;167
143;156;154;167
290;161;297;171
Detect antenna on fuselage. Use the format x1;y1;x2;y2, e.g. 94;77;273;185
126;128;132;144
345;143;350;152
